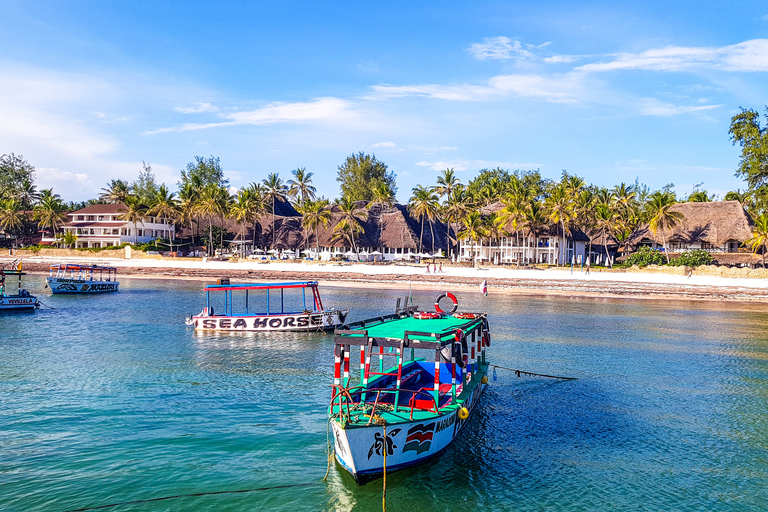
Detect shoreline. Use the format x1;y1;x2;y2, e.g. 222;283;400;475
10;255;768;304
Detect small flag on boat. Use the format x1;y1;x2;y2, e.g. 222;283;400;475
480;279;487;296
17;261;22;271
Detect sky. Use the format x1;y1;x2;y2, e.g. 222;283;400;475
2;0;768;202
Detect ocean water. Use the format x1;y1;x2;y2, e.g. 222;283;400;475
2;277;768;511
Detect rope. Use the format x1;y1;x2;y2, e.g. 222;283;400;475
62;482;318;512
323;417;334;481
491;364;577;380
37;300;56;310
382;424;387;512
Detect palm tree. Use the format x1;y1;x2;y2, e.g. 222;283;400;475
725;189;753;210
34;193;67;238
333;196;368;255
262;173;288;250
15;179;39;209
457;211;487;265
594;204;616;267
100;179;130;204
524;200;548;264
443;187;470;259
148;185;179;247
367;182;395;246
196;184;229;256
408;185;440;253
486;212;508;264
117;195;147;245
574;188;596;264
502;191;527;266
301;199;332;256
0;199;25;247
647;191;684;264
544;184;573;265
287;167;317;205
246;183;268;249
745;213;768;268
229;189;258;258
434;168;460;199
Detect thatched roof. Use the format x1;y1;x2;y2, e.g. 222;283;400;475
627;200;754;247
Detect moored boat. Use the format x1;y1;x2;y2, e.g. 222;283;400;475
47;264;120;294
0;262;40;311
185;280;349;331
328;293;490;483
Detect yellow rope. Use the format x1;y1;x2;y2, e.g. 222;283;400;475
323;418;333;481
382;424;387;512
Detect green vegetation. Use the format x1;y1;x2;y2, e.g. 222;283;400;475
624;246;667;267
668;250;714;267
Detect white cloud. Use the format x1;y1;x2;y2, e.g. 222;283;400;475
175;102;219;114
148;97;358;134
577;39;768;72
468;37;534;60
415;159;534;172
635;98;722;117
373;141;397;147
544;55;578;64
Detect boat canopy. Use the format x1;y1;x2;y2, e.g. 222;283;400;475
204;281;325;316
49;264;118;272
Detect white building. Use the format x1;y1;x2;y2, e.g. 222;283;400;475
42;204;175;249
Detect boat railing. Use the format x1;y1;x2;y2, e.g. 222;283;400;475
330;384;442;423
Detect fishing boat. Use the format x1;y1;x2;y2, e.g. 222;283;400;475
46;264;120;294
185;280;350;332
0;262;40;311
328;292;490;483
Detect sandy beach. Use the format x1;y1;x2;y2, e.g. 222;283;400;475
8;254;768;303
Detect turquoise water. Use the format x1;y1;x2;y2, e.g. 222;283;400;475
3;277;768;511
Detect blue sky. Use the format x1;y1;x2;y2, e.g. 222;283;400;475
2;1;768;202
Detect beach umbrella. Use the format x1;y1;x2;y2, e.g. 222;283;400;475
369;250;382;255
267;249;279;254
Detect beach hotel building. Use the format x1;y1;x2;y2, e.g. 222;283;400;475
42;204;175;249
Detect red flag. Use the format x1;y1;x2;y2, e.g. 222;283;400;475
480;279;487;296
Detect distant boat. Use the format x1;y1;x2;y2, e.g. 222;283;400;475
328;293;490;483
185;280;349;331
0;262;40;311
47;264;120;294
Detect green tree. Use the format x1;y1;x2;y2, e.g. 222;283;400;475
647;191;684;264
0;199;25;247
132;162;159;204
0;154;35;199
301;199;332;255
457;211;487;265
336;152;397;201
180;156;228;189
544;184;573;265
367;181;396;244
333;196;368;255
408;185;440;253
434;168;461;199
443;187;470;259
229;189;258;257
745;213;768;268
196;184;229;256
287;167;317;205
729;107;768;193
100;179;130;204
34;192;67;238
262;173;288;250
117;195;147;244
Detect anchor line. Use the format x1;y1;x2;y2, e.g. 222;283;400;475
37;300;56;309
62;482;319;512
491;364;577;380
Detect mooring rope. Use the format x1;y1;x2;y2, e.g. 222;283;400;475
62;482;318;512
491;364;577;380
323;417;334;481
37;300;56;310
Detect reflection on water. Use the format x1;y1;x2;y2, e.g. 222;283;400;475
2;276;768;510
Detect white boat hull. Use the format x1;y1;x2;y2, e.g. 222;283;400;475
187;309;350;331
332;377;486;482
0;296;40;310
47;277;119;294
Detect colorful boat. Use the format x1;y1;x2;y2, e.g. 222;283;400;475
47;264;120;294
0;263;40;311
328;294;490;483
186;280;350;331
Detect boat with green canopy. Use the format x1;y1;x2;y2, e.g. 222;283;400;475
0;261;40;311
328;293;490;483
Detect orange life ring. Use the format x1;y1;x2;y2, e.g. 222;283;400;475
453;312;477;320
434;292;458;314
413;311;441;319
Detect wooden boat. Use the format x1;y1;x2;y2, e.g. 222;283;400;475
0;263;40;311
328;293;490;483
46;264;119;294
185;280;349;332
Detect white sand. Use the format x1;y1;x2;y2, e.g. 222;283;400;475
17;254;768;291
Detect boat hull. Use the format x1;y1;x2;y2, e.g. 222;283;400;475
332;375;486;483
47;277;119;294
0;296;40;311
188;309;350;332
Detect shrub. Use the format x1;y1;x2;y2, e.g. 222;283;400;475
625;246;666;267
669;249;714;267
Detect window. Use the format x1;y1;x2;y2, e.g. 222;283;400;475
77;215;84;221
98;216;104;221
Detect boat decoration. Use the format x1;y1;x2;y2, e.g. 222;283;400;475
47;264;120;294
328;294;490;483
0;261;40;311
186;280;349;332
